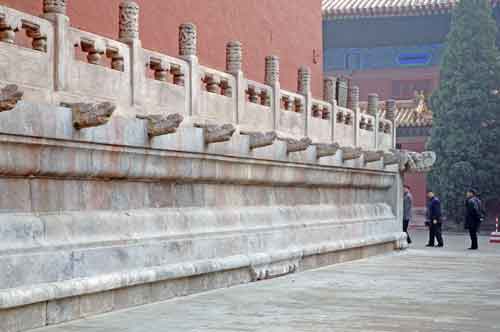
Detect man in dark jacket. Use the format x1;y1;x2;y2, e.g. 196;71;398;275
403;185;413;244
426;191;444;247
465;189;482;250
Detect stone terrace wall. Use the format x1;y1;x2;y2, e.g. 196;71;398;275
0;2;405;332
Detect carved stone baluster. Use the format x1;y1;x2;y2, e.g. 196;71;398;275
119;1;140;43
220;79;232;97
260;89;270;106
107;49;124;72
61;102;116;129
43;0;67;15
280;137;312;154
179;23;197;57
247;85;258;103
379;121;385;132
137;113;184;137
336;110;344;123
0;85;23;112
25;25;47;52
241;131;277;149
282;95;291;111
171;64;185;86
204;74;219;93
384;123;392;133
359;116;367;129
315;143;340;159
150;61;170;82
195;124;236;144
294;98;303;113
0;18;16;44
341;147;362;161
81;40;104;65
322;107;330;120
312;104;321;117
344;112;352;125
366;118;374;131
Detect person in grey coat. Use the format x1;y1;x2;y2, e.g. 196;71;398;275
403;185;413;244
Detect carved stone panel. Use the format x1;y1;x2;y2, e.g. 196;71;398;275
363;150;384;163
61;102;116;129
137;113;184;137
0;84;23;112
241;131;277;149
341;147;362;161
315;143;340;159
279;137;312;154
195;123;236;144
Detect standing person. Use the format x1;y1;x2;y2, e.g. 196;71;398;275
465;189;482;250
403;185;413;244
426;191;444;247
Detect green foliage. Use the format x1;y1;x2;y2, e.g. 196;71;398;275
428;0;500;223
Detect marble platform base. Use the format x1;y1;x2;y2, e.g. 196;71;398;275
0;239;401;332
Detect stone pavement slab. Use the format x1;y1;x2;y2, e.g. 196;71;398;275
34;232;500;332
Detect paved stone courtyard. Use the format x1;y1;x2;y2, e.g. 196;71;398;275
36;231;500;332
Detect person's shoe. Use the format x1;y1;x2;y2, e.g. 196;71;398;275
407;239;412;244
468;247;478;250
425;244;435;247
437;244;444;247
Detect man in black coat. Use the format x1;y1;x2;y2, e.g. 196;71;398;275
465;189;482;250
426;191;444;247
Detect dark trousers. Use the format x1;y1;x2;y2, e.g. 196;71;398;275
469;225;478;249
428;223;443;246
403;219;412;244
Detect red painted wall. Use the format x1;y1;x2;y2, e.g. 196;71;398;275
3;0;324;97
328;67;440;101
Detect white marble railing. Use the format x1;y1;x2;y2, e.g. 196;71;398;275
0;2;395;150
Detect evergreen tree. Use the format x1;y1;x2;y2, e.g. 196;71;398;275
428;0;500;224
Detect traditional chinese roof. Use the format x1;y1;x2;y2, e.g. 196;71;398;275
360;93;433;128
323;0;500;20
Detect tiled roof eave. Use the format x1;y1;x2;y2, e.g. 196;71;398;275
322;1;498;20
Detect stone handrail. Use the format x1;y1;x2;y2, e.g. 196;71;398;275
0;2;397;157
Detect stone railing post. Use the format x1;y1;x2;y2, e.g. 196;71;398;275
350;86;360;147
179;23;199;116
118;1;143;107
324;76;337;143
298;66;312;137
43;0;69;91
226;41;243;124
265;55;280;130
368;93;379;149
386;99;397;149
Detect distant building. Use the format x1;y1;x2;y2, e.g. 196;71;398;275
322;0;500;101
323;0;500;225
